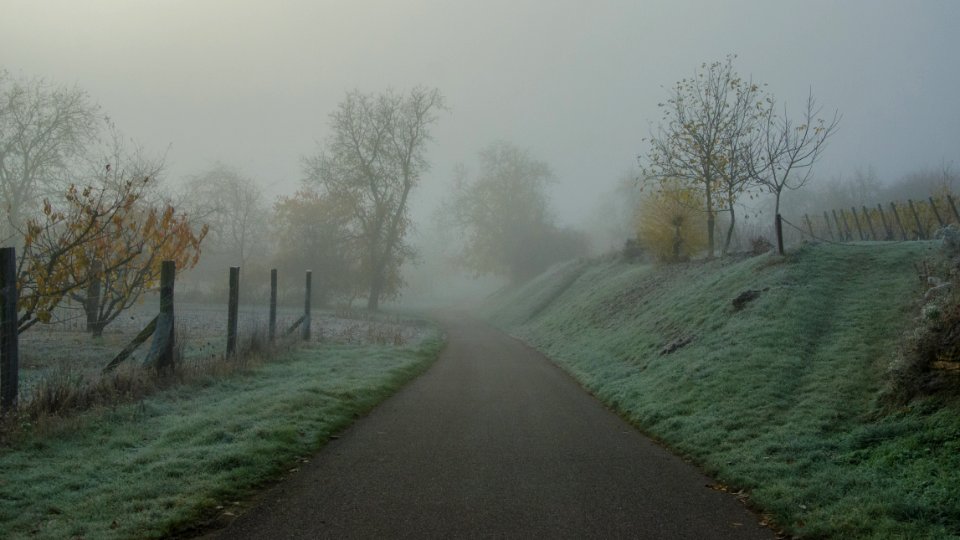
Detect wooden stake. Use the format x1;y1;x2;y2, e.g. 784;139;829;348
947;194;960;224
227;266;239;357
876;204;892;240
890;202;908;240
850;207;865;240
302;270;312;341
832;210;845;241
0;248;19;411
929;197;945;228
269;269;277;343
908;199;926;240
144;260;176;372
861;206;877;240
823;211;836;241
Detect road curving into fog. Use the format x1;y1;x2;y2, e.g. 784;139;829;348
209;312;774;539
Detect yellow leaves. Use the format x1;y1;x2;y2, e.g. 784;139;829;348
15;178;205;331
636;179;708;263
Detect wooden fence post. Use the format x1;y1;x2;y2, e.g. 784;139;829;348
823;211;836;241
850;207;865;240
804;214;815;238
269;269;277;343
147;260;176;372
227;266;239;357
839;209;853;241
908;199;926;240
861;206;877;240
1;248;19;411
831;210;845;241
85;260;102;334
929;197;945;228
890;202;908;240
947;195;960;224
876;204;893;240
302;270;312;341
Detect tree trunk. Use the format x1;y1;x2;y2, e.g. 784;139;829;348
85;262;103;337
366;271;383;311
774;194;785;255
723;206;736;256
705;181;715;258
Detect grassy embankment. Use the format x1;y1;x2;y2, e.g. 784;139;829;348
482;242;960;538
0;334;443;539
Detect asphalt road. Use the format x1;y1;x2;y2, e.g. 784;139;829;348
210;313;773;539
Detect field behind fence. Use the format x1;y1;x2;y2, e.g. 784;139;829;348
0;258;426;414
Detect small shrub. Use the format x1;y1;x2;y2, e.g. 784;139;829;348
621;239;646;261
635;180;707;263
888;257;960;402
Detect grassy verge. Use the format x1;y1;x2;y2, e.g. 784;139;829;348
0;334;443;539
482;243;960;538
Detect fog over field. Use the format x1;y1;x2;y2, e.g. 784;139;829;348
2;0;959;304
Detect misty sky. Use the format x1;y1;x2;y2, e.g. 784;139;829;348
2;0;958;226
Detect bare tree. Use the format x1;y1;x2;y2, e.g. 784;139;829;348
181;163;267;266
716;76;766;255
751;90;840;254
642;56;763;258
304;87;445;310
0;71;101;241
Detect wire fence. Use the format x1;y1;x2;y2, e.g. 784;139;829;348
0;255;426;413
784;194;957;249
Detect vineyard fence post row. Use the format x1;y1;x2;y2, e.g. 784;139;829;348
800;195;960;245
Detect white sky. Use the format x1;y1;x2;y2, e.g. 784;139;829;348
2;0;958;226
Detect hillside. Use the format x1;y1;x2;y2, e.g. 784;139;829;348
481;242;960;538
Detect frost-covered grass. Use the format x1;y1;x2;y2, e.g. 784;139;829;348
0;335;443;539
483;242;960;538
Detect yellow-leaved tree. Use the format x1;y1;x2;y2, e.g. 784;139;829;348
17;177;206;335
636;181;708;263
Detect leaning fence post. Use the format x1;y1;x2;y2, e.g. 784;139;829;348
269;269;277;343
929;197;945;228
804;214;815;238
861;206;877;240
823;211;835;241
876;204;893;240
839;209;854;241
831;210;845;241
908;199;926;240
947;195;960;224
890;202;908;240
302;270;312;341
1;247;19;412
227;266;239;358
850;207;865;240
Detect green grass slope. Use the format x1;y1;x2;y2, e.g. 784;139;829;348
0;336;443;539
482;243;960;539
